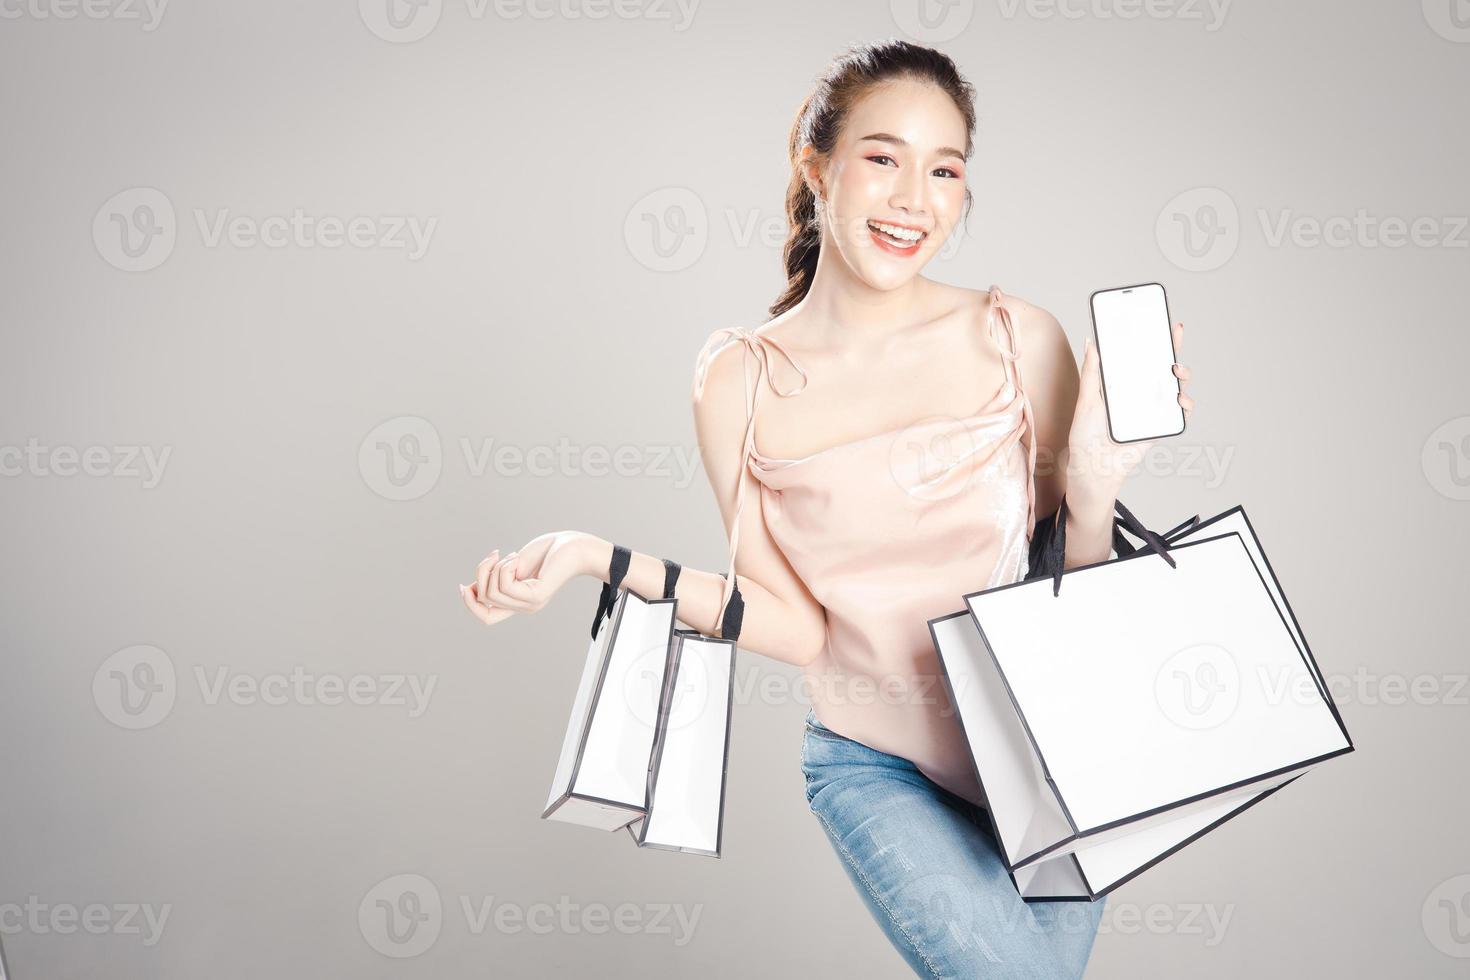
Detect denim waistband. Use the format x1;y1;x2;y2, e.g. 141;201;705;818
803;706;837;735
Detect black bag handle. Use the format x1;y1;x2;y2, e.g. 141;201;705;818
589;544;633;639
717;573;743;642
660;558;682;600
1025;496;1178;597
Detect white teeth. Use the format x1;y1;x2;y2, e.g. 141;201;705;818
868;220;925;243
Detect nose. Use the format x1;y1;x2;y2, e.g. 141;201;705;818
889;162;929;218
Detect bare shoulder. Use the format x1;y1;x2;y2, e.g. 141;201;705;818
690;327;749;424
929;280;1072;366
690;307;807;409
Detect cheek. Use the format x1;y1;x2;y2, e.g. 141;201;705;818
829;162;889;214
934;182;968;227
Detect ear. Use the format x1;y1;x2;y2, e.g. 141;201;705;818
797;144;826;200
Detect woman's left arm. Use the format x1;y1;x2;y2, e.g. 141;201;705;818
1012;300;1194;569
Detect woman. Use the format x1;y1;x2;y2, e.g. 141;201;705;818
461;39;1192;979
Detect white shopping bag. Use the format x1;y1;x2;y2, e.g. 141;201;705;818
930;503;1353;901
624;628;736;857
544;548;738;857
542;551;679;831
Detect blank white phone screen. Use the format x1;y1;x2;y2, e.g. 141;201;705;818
1090;283;1184;443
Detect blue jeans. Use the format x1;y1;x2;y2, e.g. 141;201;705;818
801;708;1104;978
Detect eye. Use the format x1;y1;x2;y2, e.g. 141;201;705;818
932;167;961;179
866;154;897;167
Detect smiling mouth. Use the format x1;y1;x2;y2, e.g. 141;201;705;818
867;219;928;251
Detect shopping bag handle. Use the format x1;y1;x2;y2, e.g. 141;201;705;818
660;558;682;600
1028;496;1178;598
717;574;744;642
589;543;633;639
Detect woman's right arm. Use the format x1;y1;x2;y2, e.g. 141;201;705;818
460;335;828;669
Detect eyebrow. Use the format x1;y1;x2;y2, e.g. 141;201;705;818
858;132;967;160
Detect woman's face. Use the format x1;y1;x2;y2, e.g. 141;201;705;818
809;78;969;293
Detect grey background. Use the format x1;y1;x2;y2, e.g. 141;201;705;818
1;0;1467;977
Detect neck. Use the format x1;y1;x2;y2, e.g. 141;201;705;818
793;235;930;344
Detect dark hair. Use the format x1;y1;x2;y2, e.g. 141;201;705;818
769;39;977;319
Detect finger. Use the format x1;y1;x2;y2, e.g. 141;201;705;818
461;583;514;625
484;553;535;612
475;549;500;602
1080;336;1102;399
496;554;543;607
1172;321;1184;357
1172;362;1191;384
1179;392;1195;417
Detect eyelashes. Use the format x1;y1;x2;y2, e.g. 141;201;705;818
864;155;963;179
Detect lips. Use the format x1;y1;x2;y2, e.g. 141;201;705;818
867;218;928;256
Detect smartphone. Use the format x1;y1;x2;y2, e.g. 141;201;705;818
1089;282;1185;444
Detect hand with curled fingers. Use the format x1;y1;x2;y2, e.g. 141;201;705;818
460;530;597;627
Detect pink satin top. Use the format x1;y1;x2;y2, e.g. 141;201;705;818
693;286;1039;807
